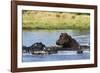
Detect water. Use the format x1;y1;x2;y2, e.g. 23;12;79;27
22;29;90;62
22;51;90;62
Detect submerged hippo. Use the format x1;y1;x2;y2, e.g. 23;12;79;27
30;42;47;55
30;42;46;51
22;46;30;53
22;42;46;53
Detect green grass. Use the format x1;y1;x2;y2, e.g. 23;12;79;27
22;10;90;30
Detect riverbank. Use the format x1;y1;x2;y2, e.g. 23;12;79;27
22;11;90;30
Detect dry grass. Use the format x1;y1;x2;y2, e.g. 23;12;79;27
22;10;90;30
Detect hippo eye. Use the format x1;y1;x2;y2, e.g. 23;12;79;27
66;38;70;42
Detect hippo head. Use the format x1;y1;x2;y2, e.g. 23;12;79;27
31;42;45;50
56;33;71;46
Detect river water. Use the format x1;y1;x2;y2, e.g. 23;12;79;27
22;29;90;62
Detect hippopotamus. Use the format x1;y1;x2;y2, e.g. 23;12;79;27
56;33;80;49
22;46;30;53
22;42;46;53
30;42;46;51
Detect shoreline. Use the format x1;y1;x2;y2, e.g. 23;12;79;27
22;27;90;31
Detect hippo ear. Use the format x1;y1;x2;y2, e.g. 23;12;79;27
60;33;62;37
61;33;65;35
39;42;42;44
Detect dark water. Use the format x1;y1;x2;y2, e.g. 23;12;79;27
22;30;90;62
